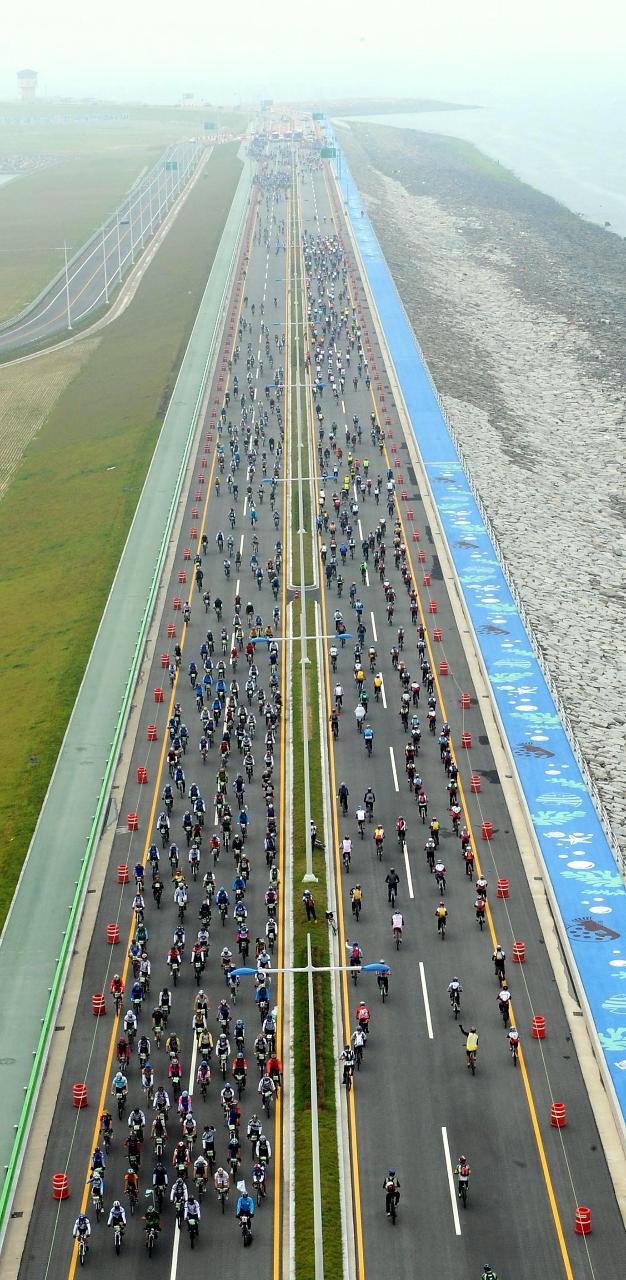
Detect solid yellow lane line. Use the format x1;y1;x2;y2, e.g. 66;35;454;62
272;176;291;1280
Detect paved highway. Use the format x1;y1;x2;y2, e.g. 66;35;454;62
17;146;289;1277
291;152;624;1277
0;141;204;357
10;130;625;1280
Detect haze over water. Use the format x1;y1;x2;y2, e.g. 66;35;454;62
349;85;626;238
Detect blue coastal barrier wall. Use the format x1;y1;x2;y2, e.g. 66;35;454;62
330;142;626;1123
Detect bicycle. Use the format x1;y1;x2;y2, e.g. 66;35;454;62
459;1178;469;1209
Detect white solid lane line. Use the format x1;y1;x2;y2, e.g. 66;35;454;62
239;533;245;556
170;1027;200;1276
389;746;399;792
441;1126;462;1236
419;961;434;1040
380;677;387;711
370;611;378;643
403;845;414;899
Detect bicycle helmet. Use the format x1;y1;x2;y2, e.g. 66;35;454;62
388;1169;395;1176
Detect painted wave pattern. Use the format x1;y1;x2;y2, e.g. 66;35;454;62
338;151;626;1103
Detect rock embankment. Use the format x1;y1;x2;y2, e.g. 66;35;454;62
341;122;626;857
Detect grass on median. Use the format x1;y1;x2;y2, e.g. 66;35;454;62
292;600;342;1280
0;142;243;928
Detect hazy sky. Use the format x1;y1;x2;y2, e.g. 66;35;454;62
2;0;625;104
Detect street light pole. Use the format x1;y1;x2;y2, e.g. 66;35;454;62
116;210;122;283
129;200;135;265
102;225;109;304
63;240;72;330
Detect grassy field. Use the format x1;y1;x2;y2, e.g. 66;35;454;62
0;102;247;320
292;600;342;1280
0;141;242;927
0;337;100;496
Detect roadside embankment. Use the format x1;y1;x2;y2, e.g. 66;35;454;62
340;121;626;855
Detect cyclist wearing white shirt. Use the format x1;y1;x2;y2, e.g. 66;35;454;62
391;912;404;937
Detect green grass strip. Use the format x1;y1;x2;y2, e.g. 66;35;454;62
292;600;342;1280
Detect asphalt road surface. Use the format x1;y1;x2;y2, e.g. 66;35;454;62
14;134;625;1280
18;148;289;1279
297;159;624;1278
0;141;203;357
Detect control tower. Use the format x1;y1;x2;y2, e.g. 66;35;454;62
17;69;38;100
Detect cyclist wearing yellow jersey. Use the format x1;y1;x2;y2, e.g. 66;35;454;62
459;1025;479;1066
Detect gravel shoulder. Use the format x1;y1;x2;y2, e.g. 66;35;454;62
340;121;626;853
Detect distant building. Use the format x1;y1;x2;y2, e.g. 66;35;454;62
17;69;38;100
181;92;195;109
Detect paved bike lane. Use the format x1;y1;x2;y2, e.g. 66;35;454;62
0;151;253;1235
328;137;626;1142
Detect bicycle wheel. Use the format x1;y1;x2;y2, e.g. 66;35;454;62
460;1183;467;1209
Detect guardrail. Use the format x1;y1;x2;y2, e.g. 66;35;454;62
0;155;253;1246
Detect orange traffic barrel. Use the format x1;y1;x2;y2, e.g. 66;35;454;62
428;600;438;614
574;1206;591;1235
433;628;442;641
496;877;509;897
481;820;494;840
460;693;471;709
117;864;129;884
167;623;176;639
183;547;191;560
73;1083;88;1109
461;731;472;748
512;941;526;963
106;923;120;945
412;530;421;542
190;526;198;539
417;550;426;563
407;509;414;521
147;724;158;741
423;572;431;586
191;507;199;518
52;1173;69;1200
532;1015;546;1039
551;1102;567;1128
470;774;481;793
160;652;169;668
127;812;139;831
172;596;182;611
439;660;449;676
178;570;187;584
137;766;148;785
92;993;106;1016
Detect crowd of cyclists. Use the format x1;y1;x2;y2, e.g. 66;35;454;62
302;181;510;1275
71;150;292;1264
68;137;508;1277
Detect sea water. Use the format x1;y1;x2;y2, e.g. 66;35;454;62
345;87;626;238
